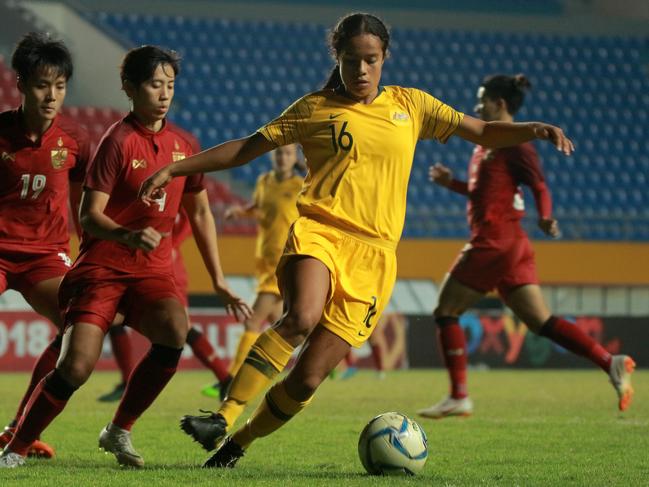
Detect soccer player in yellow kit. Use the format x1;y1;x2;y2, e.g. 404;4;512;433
140;12;574;468
202;144;302;395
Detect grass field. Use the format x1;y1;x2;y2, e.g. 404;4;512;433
1;368;647;486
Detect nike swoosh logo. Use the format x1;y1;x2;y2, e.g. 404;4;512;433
358;331;366;336
329;113;343;119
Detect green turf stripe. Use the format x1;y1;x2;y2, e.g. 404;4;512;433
244;350;278;378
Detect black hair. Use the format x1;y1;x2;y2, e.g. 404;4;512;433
11;32;73;83
481;74;532;115
323;13;390;90
120;45;180;87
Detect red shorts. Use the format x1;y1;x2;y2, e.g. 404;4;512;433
449;235;538;298
59;263;184;333
172;248;189;307
0;249;71;296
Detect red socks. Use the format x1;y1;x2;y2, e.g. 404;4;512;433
436;316;468;399
186;327;230;383
370;344;384;371
9;369;76;456
13;335;62;424
540;316;612;372
112;344;182;431
109;327;135;384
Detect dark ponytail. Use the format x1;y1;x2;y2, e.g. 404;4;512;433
322;13;390;90
323;65;343;90
481;73;532;115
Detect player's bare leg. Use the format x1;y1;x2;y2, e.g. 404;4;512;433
182;257;328;451
418;274;483;419
204;325;350;468
104;298;187;468
505;284;635;411
1;277;64;458
1;323;104;466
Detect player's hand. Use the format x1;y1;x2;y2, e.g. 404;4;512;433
124;226;165;251
224;205;244;220
429;163;453;187
532;123;575;156
538;218;560;238
139;167;173;206
213;282;252;321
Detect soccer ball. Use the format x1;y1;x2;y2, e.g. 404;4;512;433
358;411;428;476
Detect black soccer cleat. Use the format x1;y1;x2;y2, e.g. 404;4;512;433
202;436;244;468
180;410;227;451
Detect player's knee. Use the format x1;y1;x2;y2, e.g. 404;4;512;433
280;308;319;340
58;357;94;387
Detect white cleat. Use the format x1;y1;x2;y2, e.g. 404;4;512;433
98;423;144;468
609;355;636;412
0;449;25;468
417;395;474;419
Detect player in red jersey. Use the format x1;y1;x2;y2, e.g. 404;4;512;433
98;207;233;403
417;74;635;420
0;33;90;458
0;45;250;469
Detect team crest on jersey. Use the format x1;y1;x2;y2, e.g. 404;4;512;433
390;110;411;126
132;158;147;169
50;137;68;169
482;149;496;161
1;151;15;162
171;140;186;162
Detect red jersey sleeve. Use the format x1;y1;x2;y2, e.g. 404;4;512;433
69;128;92;182
84;134;124;194
505;144;552;219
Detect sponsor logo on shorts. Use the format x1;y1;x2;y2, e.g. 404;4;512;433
57;252;72;267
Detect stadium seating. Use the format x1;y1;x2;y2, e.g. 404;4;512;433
51;16;649;238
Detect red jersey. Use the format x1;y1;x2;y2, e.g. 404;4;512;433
456;142;551;237
0;109;90;253
77;114;204;274
172;204;193;249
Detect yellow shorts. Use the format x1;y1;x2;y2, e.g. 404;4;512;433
255;255;281;296
277;216;397;347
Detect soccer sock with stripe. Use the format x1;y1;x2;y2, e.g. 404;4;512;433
9;369;77;456
539;316;612;372
231;380;312;449
218;328;294;427
186;327;230;383
229;330;260;375
108;327;134;384
12;334;62;425
112;344;182;431
436;316;468;399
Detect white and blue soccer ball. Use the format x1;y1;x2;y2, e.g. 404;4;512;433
358;411;428;476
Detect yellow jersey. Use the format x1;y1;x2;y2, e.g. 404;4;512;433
258;85;463;244
253;170;303;261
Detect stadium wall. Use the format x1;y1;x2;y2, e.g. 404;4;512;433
170;237;649;289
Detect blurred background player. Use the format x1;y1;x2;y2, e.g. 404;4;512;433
98;201;233;403
209;143;303;398
0;32;90;459
417;74;635;420
0;45;250;469
337;315;385;380
140;13;573;469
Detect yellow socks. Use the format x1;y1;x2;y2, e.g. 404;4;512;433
219;328;293;427
232;380;313;448
229;330;260;375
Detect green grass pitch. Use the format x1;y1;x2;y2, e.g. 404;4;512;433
1;369;647;486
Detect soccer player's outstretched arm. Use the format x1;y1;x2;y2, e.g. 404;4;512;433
455;115;574;155
428;163;468;196
182;190;252;320
140;133;275;205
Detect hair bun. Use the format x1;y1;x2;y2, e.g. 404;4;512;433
513;73;532;91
